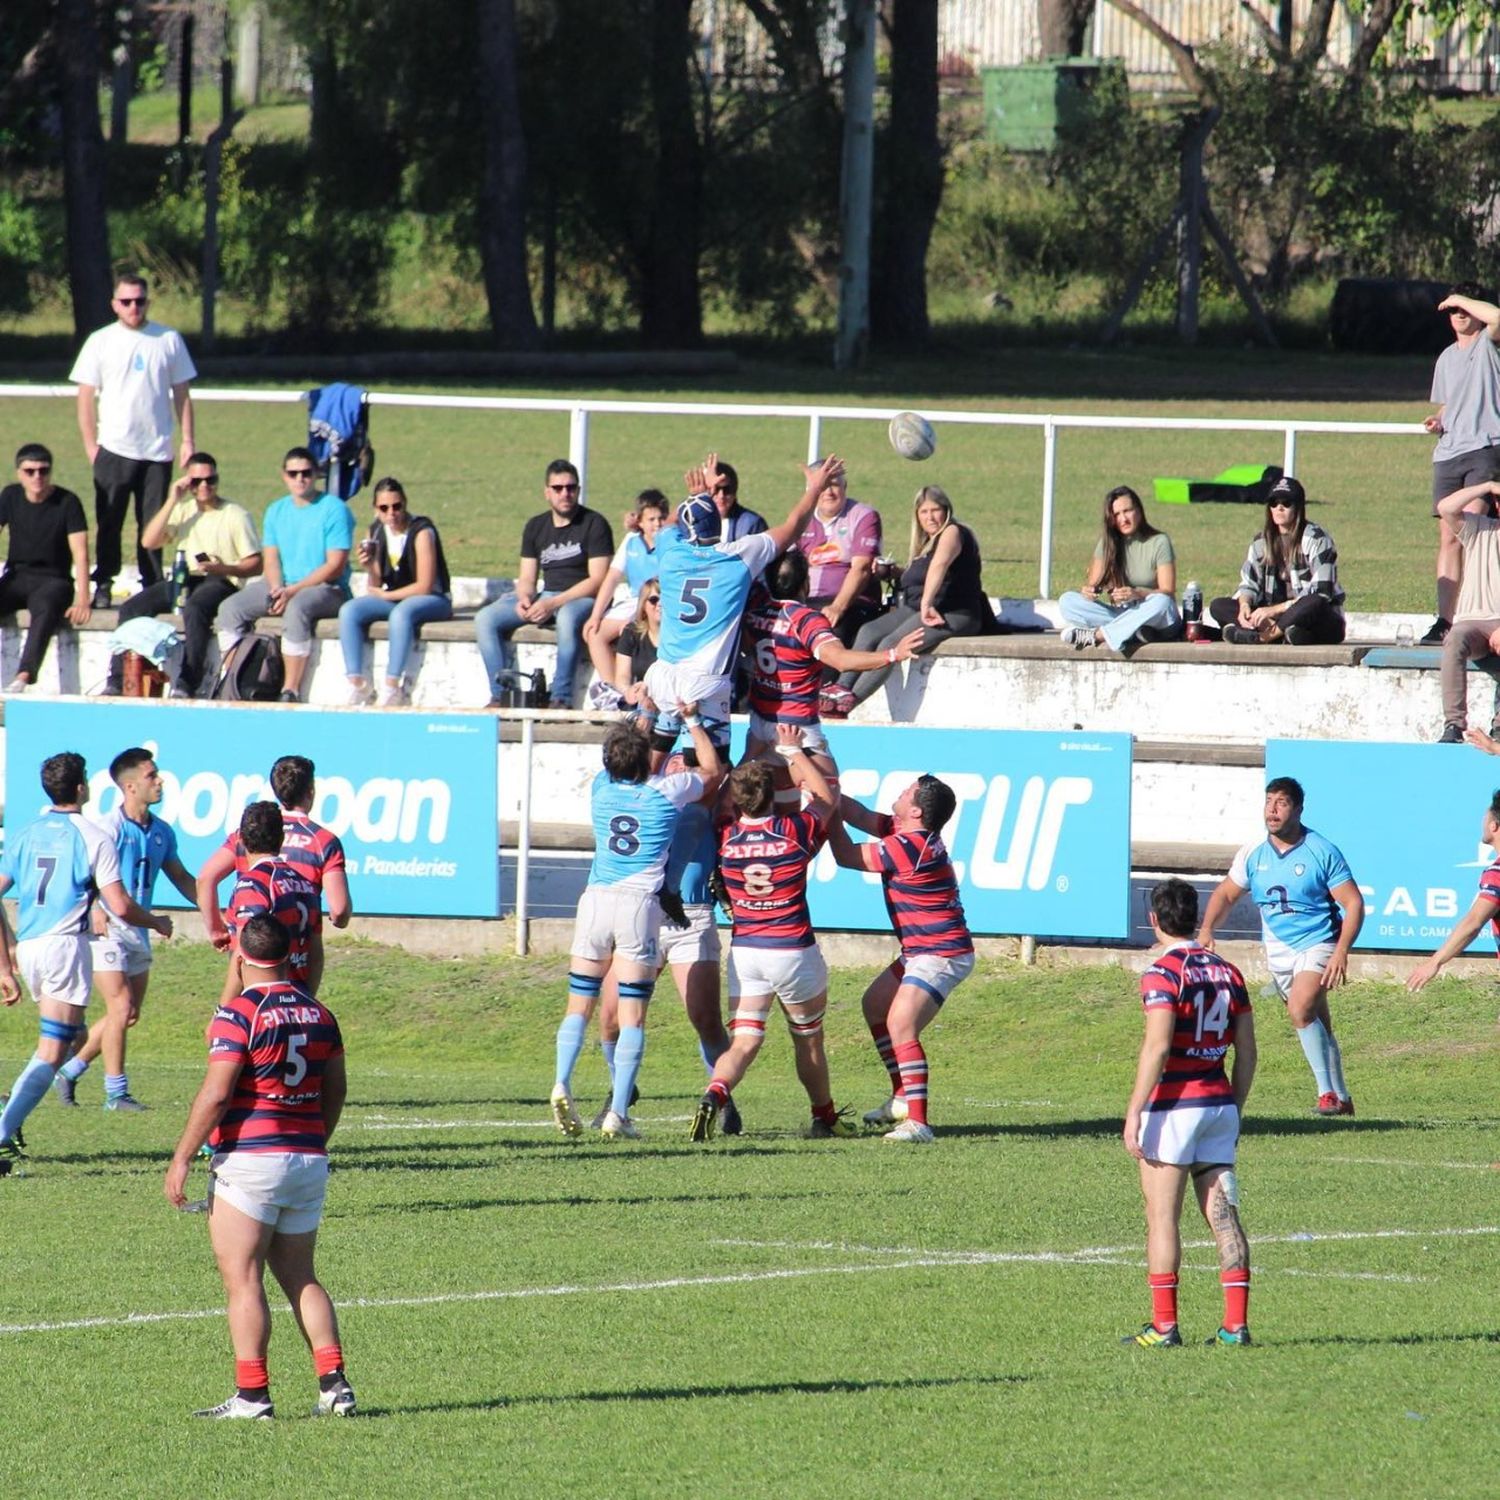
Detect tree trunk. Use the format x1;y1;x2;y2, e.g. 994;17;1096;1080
872;0;941;345
56;0;112;339
639;0;702;348
1037;0;1096;58
474;0;540;349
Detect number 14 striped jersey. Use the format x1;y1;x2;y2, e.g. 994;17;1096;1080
1141;942;1251;1111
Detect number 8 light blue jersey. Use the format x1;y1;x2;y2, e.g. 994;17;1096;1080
588;769;705;892
0;810;122;941
655;525;779;679
1230;826;1354;951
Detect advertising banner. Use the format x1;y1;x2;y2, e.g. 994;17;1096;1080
4;701;498;917
796;724;1133;940
1265;739;1497;953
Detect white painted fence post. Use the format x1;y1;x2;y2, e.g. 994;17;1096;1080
1039;418;1058;600
515;716;534;956
569;408;591;503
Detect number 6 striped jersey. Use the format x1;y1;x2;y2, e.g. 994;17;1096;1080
1141;943;1251;1111
588;769;704;891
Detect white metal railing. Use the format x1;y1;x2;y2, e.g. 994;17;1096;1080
0;382;1426;600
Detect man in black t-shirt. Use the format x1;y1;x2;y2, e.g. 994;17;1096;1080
0;443;92;692
475;459;613;708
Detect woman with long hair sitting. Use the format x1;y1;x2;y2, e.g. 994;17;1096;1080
1058;485;1181;651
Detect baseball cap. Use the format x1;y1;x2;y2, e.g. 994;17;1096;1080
1266;476;1305;508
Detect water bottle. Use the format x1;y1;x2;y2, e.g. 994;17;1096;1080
1183;580;1202;641
171;548;190;610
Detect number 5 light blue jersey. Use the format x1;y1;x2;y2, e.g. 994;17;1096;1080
0;810;122;940
655;525;779;679
1230;826;1354;951
589;769;705;891
91;805;178;938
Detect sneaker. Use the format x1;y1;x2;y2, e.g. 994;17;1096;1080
599;1109;641;1140
193;1393;274;1420
1420;617;1450;645
689;1091;721;1143
316;1375;357;1417
882;1119;935;1144
806;1108;859;1140
379;682;409;707
1206;1325;1252;1347
586;680;625;712
720;1093;743;1137
278;689;299;704
1438;722;1464;744
3;677;30;695
346;681;375;706
91;584;113;610
589;1103;611;1131
817;684;856;720
53;1072;78;1107
862;1095;909;1127
1121;1322;1182;1349
1060;625;1096;649
1283;624;1313;646
550;1083;583;1138
104;1093;146;1112
1221;624;1259;645
1314;1092;1354;1117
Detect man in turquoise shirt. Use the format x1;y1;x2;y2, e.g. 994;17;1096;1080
214;447;354;702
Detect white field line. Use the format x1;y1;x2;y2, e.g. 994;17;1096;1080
352;1114;693;1132
958;1098;1058;1110
1326;1155;1497;1173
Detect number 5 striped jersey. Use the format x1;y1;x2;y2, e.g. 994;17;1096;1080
1141;943;1251;1111
588;769;704;891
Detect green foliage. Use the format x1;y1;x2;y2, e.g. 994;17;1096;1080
0;189;44;314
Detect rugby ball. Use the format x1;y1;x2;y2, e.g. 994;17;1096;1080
889;411;936;461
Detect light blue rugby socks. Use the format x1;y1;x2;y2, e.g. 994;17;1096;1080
1295;1017;1336;1096
610;1025;646;1119
554;1009;589;1092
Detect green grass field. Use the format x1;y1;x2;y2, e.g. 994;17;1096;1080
3;940;1499;1498
0;347;1444;611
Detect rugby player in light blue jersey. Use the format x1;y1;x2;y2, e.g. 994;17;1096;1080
53;747;198;1112
0;751;173;1169
643;452;845;758
551;710;723;1141
1198;776;1363;1118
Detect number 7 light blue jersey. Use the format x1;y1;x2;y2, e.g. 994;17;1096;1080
1230;826;1354;951
0;810;122;940
655;525;779;679
589;769;704;892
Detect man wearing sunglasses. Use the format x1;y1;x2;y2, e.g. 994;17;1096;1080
0;443;92;692
69;274;197;608
105;453;263;697
214;449;355;703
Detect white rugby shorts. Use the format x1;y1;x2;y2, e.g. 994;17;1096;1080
897;951;975;1007
1139;1102;1240;1167
747;711;829;756
90;924;152;977
17;934;92;1009
658;902;721;967
643;661;732;738
1265;936;1336;1001
728;942;829;1008
208;1150;330;1232
572;885;662;968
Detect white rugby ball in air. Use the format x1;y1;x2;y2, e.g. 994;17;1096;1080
889;411;936;461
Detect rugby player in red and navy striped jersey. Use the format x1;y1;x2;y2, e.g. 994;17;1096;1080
197;756;351;986
165;915;355;1420
826;775;975;1144
1407;786;1500;990
220;801;321;1006
1122;879;1256;1349
689;725;855;1142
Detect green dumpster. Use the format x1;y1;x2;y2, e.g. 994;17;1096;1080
980;58;1123;152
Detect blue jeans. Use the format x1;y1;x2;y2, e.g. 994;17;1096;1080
339;592;453;680
475;591;594;705
1058;591;1181;652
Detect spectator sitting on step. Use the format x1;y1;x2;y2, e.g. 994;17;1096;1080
708;460;767;541
339;477;453;708
1209;476;1345;646
1434;478;1500;744
105;452;262;698
582;489;668;709
833;485;996;708
797;459;885;648
0;442;91;694
1058;485;1181;652
614;584;663;706
474;459;613;710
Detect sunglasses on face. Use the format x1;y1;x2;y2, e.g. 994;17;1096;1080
549;482;580;493
115;296;148;307
375;501;406;514
284;468;315;479
644;595;661;605
190;474;218;486
20;465;50;476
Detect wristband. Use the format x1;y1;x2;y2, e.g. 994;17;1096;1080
683;715;702;729
886;646;898;664
775;743;802;760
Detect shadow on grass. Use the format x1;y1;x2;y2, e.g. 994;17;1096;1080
355;1370;1028;1419
938;1116;1409;1142
1275;1329;1500;1350
350;1187;823;1217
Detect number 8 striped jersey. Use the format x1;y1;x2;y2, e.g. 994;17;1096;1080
588;769;704;891
719;808;827;947
1141;943;1251;1111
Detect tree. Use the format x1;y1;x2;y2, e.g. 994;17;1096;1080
55;0;112;338
1038;0;1096;57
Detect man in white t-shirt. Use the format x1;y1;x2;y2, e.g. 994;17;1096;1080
70;274;197;606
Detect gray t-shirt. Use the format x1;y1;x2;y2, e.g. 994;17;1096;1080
1092;530;1174;589
1431;335;1500;462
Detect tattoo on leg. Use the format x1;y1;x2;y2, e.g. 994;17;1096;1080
1208;1183;1249;1272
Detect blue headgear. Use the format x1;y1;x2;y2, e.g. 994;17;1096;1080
677;493;721;544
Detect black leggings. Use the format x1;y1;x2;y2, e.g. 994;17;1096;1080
1208;594;1345;644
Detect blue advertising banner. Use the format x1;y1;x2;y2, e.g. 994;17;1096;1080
4;701;498;917
771;724;1133;940
1266;739;1496;953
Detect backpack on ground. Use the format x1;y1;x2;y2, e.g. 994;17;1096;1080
492;668;548;709
214;633;285;701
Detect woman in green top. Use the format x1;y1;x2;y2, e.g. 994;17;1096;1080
1058;485;1181;651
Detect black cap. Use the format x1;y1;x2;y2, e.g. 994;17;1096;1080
1266;475;1306;508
